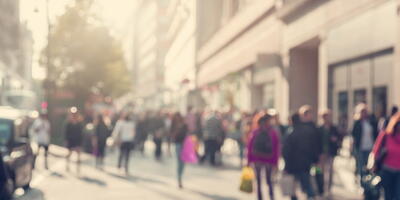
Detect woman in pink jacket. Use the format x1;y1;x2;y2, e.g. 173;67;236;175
372;113;400;200
247;114;280;200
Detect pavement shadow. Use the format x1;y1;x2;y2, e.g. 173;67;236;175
78;176;107;187
188;189;239;200
50;171;65;179
105;171;168;186
14;188;45;200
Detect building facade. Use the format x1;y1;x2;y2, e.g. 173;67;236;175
163;0;198;113
133;0;169;110
0;0;32;93
132;0;400;125
195;0;400;125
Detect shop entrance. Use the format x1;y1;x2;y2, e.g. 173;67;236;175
289;38;319;117
331;51;393;130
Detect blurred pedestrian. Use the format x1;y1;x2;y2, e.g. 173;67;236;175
94;115;112;169
112;113;135;175
64;107;84;174
135;113;148;155
200;111;225;166
317;110;342;196
30;112;51;169
247;114;280;200
372;113;400;200
283;105;320;200
153;112;165;160
352;103;378;178
378;106;399;132
186;106;197;135
170;112;188;188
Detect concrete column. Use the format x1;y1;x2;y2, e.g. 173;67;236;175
280;51;290;123
318;33;328;114
394;2;400;105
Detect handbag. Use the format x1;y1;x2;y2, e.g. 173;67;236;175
239;167;254;193
369;134;388;173
180;136;198;164
361;172;381;200
280;172;296;196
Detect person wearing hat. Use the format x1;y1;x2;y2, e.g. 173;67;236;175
30;112;51;169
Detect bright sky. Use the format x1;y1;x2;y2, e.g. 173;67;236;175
19;0;137;80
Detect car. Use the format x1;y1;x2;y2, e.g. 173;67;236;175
0;107;35;196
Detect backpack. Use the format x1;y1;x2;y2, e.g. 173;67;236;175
252;129;273;157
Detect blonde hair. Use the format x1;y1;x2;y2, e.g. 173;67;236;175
299;105;312;117
354;103;367;120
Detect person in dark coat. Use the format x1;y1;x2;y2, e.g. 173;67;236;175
317;110;343;196
135;113;149;155
283;105;321;200
64;107;84;173
153;112;165;160
351;103;378;178
200;112;225;166
94;115;111;169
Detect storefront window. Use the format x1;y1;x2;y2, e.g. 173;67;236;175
354;89;367;105
338;91;348;129
373;87;387;118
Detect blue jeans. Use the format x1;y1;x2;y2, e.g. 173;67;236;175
381;168;400;200
175;144;185;183
294;172;315;198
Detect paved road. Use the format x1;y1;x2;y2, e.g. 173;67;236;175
14;139;362;200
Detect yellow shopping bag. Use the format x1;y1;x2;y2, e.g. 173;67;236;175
239;167;254;193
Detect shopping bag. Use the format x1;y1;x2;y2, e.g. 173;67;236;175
361;172;382;200
280;172;296;196
311;166;325;195
181;136;198;164
239;167;254;193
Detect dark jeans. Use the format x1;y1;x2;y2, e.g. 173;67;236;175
381;168;400;200
118;142;132;172
154;138;162;159
356;150;371;178
175;144;185;184
201;139;219;165
293;171;315;198
255;163;274;200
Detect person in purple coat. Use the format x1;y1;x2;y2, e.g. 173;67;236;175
247;114;280;200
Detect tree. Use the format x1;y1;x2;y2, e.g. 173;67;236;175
41;0;131;107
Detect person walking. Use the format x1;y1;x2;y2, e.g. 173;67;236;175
200;111;225;166
283;105;320;200
153;112;165;160
352;103;378;178
94;115;112;169
112;113;135;175
371;113;400;200
64;107;84;173
247;114;280;200
135;113;148;155
317;110;342;196
170;112;188;188
30;112;51;169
